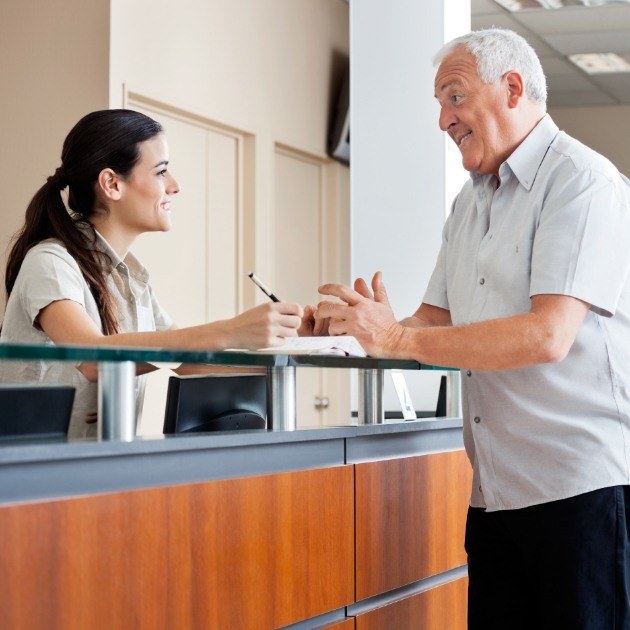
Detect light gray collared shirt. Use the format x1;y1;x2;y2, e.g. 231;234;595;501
424;115;630;511
0;231;172;438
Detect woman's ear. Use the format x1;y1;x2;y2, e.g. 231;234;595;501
97;168;123;201
504;71;525;108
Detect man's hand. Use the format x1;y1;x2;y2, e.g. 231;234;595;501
317;272;404;357
298;304;330;336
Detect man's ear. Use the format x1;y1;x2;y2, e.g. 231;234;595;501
97;168;123;201
504;71;525;108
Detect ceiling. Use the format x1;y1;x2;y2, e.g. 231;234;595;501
471;0;630;106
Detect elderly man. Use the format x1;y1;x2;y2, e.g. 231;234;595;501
318;29;630;629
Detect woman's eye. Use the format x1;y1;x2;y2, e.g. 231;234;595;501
158;169;167;177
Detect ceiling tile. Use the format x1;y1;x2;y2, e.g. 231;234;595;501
547;90;618;106
542;31;630;54
539;55;581;76
547;72;600;91
471;13;556;55
471;0;503;14
513;6;630;35
586;74;630;102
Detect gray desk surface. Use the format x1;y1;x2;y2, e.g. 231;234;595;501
0;418;464;505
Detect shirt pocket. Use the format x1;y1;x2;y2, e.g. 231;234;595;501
490;238;534;316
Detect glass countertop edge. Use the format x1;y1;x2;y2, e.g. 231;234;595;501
0;342;456;371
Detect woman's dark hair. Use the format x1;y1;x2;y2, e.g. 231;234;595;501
5;109;163;334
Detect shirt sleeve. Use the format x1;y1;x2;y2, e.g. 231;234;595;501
422;201;454;310
530;166;630;317
18;244;87;329
148;284;173;331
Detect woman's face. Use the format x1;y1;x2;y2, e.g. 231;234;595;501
114;133;180;235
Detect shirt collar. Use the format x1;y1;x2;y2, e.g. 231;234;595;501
92;230;150;284
504;114;559;192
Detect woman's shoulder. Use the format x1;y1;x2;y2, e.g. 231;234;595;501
21;239;82;276
24;239;77;264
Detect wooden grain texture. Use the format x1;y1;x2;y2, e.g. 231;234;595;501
355;450;471;600
355;577;468;630
0;466;354;630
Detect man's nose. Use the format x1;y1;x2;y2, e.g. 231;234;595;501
439;106;457;132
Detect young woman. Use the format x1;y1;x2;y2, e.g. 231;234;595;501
0;109;303;437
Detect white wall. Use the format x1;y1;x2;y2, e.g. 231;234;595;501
350;0;470;412
549;105;630;176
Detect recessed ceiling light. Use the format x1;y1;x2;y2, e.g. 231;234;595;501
494;0;630;10
569;52;630;73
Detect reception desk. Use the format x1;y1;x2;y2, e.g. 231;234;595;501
0;419;469;629
0;344;470;629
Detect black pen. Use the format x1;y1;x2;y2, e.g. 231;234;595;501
248;272;280;302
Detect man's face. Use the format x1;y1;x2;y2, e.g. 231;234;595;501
434;47;512;176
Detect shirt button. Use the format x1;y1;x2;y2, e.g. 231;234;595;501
479;278;485;285
473;416;481;424
466;370;472;377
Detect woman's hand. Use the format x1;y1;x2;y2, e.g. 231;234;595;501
221;301;303;349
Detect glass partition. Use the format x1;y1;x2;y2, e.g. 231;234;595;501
0;342;450;444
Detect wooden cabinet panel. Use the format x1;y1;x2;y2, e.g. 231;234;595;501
0;466;354;630
355;577;468;630
355;450;471;600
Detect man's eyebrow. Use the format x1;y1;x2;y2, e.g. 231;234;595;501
153;160;169;168
434;79;464;100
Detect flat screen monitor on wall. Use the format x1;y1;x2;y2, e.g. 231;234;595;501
328;65;349;165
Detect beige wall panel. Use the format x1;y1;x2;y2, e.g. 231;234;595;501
110;0;349;285
206;131;240;322
274;150;322;307
130;108;209;327
0;0;110;313
110;0;349;155
275;148;323;426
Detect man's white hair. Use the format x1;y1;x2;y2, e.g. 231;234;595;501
433;28;547;109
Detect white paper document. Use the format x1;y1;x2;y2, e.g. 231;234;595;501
257;336;367;357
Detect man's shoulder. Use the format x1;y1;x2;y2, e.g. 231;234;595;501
550;131;619;181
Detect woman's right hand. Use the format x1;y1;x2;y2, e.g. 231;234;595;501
221;302;303;349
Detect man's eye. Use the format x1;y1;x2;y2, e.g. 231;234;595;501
452;94;463;103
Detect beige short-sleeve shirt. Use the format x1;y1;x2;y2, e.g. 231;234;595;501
0;232;172;438
424;115;630;511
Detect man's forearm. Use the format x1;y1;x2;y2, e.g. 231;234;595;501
393;312;558;370
388;295;589;370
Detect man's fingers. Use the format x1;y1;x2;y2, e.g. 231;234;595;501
316;301;349;319
354;277;373;300
327;319;347;337
372;272;390;305
318;283;363;306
